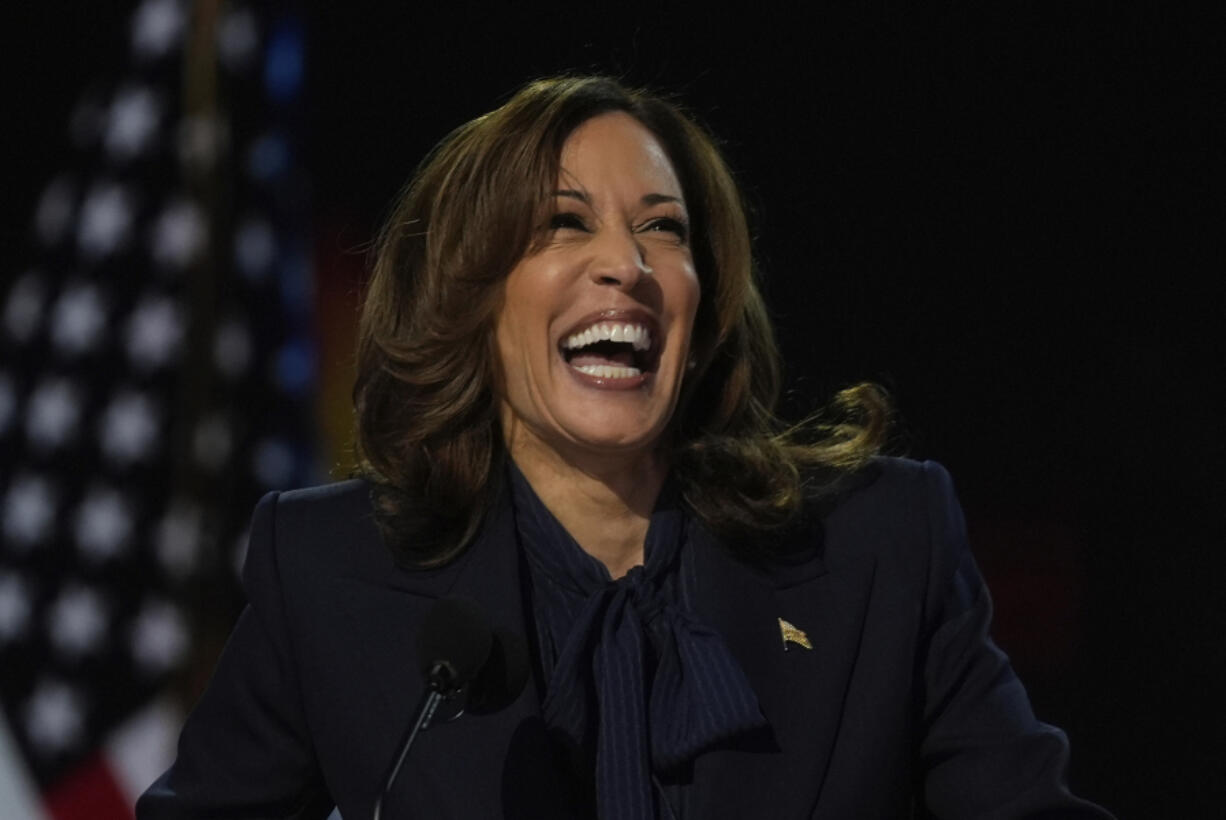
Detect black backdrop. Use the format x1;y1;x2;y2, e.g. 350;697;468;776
7;3;1221;815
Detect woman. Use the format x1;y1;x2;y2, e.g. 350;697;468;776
139;77;1112;818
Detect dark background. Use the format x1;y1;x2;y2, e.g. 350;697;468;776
6;3;1221;815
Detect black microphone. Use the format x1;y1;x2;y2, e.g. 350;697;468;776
417;596;493;694
372;597;529;820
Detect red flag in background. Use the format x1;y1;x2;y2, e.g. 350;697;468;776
0;2;319;817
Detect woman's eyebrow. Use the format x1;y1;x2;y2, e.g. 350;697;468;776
641;193;683;207
553;189;684;208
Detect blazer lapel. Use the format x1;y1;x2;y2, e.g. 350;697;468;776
687;522;877;817
331;488;577;818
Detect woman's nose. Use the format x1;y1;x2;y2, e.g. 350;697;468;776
588;230;651;290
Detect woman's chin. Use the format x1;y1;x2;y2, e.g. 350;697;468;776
559;422;663;458
550;397;671;452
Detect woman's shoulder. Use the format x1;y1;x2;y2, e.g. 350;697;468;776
815;456;966;567
822;456;956;519
243;478;393;584
266;478;374;527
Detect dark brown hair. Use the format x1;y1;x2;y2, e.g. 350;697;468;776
354;75;888;566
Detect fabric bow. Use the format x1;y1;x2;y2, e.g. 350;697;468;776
510;465;766;819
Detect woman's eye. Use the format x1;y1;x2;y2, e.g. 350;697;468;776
549;212;588;232
643;217;689;242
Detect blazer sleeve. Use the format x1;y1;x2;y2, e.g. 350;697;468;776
916;461;1113;819
136;492;335;820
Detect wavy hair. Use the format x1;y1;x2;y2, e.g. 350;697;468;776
354;75;889;566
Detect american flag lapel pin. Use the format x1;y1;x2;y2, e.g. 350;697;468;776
777;617;812;651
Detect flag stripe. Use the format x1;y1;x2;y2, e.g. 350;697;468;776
103;697;181;806
44;752;132;820
0;709;50;820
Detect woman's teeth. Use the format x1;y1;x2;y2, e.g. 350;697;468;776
571;363;642;379
562;322;652;352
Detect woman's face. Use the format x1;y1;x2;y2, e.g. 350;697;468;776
494;111;701;465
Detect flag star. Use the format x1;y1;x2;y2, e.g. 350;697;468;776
0;571;33;644
214;317;252;378
100;390;160;464
192;414;232;472
50;282;107;355
155;501;201;579
264;22;304;103
246;133;289;181
217;7;259;70
275;339;314;396
34;176;77;246
104;85;162;160
78;183;135;258
150;198;207;270
130;599;189;674
25;377;82;451
234;216;276;280
48;584;110;659
126;296;183;371
131;0;186;60
3;474;57;549
253;437;295;489
24;680;86;756
278;249;311;313
74;486;134;563
4;272;46;343
0;372;15;435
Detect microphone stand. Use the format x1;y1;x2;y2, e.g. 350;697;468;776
371;662;461;820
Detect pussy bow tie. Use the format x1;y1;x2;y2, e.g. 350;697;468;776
541;516;767;819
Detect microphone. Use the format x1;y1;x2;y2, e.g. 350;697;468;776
372;597;529;820
417;596;493;694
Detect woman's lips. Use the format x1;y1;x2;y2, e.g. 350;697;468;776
560;344;651;388
557;308;660;385
559;308;659;342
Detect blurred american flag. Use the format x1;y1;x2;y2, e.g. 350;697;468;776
0;1;320;817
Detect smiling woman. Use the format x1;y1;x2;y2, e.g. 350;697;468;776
354;77;887;570
139;76;1114;819
496;113;699;449
493;113;703;576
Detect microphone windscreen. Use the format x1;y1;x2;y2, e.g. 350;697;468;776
467;628;530;715
416;596;493;686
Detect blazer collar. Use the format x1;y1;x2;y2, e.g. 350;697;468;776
685;517;877;817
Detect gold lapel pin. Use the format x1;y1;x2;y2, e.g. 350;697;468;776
778;617;812;651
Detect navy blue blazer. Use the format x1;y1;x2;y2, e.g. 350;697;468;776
138;458;1112;818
